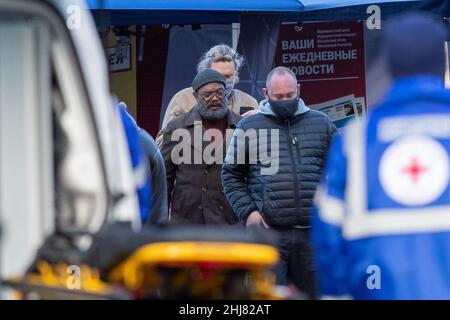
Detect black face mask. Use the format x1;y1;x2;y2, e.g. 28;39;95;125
269;98;299;120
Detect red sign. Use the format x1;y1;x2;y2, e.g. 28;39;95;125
275;21;366;107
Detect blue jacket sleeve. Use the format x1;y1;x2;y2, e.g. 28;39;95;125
138;128;169;225
312;133;349;297
118;103;153;224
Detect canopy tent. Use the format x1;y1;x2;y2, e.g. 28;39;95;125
89;0;450;135
88;0;449;25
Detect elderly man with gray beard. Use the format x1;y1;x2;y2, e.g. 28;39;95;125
160;69;242;225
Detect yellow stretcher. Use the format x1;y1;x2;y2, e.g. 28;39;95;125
4;224;281;300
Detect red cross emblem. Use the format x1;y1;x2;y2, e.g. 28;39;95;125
401;157;428;183
380;135;448;206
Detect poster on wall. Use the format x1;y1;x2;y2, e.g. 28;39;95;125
107;37;131;73
274;21;367;127
309;94;358;129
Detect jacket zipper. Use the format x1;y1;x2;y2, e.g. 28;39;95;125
286;120;301;221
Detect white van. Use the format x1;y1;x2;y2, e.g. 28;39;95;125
0;0;282;300
0;0;142;289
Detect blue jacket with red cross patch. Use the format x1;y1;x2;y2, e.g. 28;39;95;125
313;75;450;299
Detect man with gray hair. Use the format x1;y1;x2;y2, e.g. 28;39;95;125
157;44;259;146
160;69;242;225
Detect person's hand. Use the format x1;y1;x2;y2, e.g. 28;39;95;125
246;211;269;229
241;109;258;117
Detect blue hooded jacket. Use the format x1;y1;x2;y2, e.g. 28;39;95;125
117;102;153;224
313;14;450;299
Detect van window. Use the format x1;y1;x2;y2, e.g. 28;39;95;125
0;2;107;278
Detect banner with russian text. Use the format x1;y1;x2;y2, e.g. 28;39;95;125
274;21;367;127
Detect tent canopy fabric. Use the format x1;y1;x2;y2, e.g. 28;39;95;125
88;0;449;25
88;0;420;11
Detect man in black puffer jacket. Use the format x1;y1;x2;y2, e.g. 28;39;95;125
222;66;337;299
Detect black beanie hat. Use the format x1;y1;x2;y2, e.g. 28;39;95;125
191;69;226;92
383;13;447;78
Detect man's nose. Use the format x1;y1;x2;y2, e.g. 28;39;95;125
210;94;220;102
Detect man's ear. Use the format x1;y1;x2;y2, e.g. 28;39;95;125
193;91;198;99
262;88;269;99
297;83;301;98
